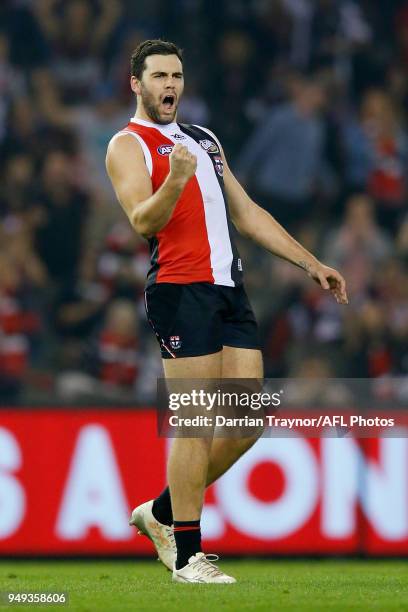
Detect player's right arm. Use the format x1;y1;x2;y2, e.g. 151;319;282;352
105;135;196;238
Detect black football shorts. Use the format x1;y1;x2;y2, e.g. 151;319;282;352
144;282;260;359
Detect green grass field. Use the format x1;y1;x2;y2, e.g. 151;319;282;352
0;560;407;611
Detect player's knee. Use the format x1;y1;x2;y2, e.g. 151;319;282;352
228;431;262;457
241;429;263;452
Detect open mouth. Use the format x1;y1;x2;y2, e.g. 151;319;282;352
161;94;176;112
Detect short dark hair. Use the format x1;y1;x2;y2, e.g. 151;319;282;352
130;39;183;79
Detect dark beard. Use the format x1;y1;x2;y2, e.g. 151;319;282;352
140;84;176;125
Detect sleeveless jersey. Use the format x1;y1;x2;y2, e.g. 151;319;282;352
112;118;243;288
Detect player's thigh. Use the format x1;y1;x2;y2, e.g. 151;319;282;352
221;346;263;378
163;351;222;379
164;348;221;443
221;285;262;378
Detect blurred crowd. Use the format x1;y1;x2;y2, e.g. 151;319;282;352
1;0;408;404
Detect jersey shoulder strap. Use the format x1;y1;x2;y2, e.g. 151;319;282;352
178;124;222;155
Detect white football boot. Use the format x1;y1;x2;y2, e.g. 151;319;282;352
129;500;176;571
172;553;236;584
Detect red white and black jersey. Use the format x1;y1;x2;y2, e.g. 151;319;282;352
112;118;243;287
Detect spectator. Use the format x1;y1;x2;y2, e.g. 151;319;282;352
323;193;393;297
95;299;141;390
342;88;408;233
343;298;394;377
54;254;108;343
0;97;44;163
309;0;371;72
373;258;408;374
0;1;47;70
96;221;150;302
0;153;35;218
208;29;259;155
55;298;142;401
177;79;211;127
35;0;122;104
235;76;329;228
0;248;42;404
108;28;147;107
285;354;352;406
33;150;90;286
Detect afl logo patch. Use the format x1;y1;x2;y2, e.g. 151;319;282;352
213;155;224;176
157;144;174;155
199;139;219;154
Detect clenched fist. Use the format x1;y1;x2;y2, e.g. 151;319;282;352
169;144;197;183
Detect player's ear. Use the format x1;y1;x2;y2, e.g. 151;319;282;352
130;76;141;96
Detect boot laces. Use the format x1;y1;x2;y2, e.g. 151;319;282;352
191;554;225;578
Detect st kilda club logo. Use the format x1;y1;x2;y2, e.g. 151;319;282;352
199;139;219;154
169;335;182;349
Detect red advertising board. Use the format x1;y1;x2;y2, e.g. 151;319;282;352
0;409;407;555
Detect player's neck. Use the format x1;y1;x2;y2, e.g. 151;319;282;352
133;110;178;128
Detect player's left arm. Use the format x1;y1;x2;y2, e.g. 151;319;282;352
221;148;348;305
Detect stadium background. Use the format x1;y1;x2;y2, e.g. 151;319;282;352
0;0;407;557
